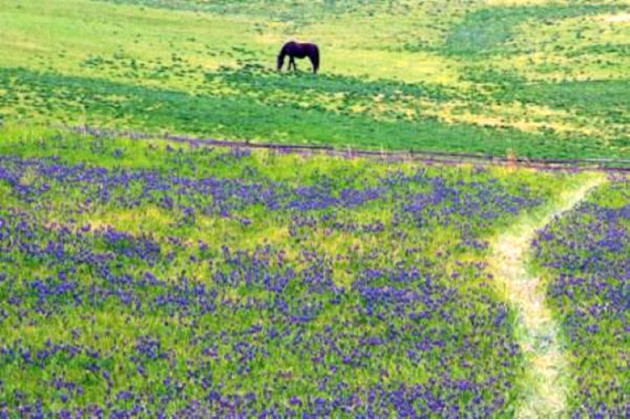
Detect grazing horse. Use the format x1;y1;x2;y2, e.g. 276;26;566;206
277;41;320;74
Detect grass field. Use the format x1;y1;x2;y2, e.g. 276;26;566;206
0;126;627;418
1;0;629;158
0;127;590;417
0;1;629;418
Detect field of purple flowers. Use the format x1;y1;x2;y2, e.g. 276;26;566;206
0;127;606;418
533;180;629;419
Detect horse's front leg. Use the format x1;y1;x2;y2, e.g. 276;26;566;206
290;57;296;72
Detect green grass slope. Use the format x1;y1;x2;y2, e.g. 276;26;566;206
0;0;629;158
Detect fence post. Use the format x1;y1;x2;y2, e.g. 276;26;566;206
507;148;517;170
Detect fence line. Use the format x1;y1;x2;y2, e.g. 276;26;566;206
66;125;630;173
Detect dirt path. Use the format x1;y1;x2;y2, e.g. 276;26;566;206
489;174;606;419
599;13;630;23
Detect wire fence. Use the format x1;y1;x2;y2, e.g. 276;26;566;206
68;125;630;173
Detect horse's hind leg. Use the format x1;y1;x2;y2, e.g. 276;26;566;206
310;56;319;74
310;47;320;74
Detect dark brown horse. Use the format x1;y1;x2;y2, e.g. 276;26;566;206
277;41;320;74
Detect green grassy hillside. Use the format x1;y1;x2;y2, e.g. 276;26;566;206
1;0;629;158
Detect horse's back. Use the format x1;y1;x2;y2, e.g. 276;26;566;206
284;41;318;54
301;43;319;58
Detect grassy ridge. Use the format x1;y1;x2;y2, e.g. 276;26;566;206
2;67;616;158
1;0;629;158
92;0;409;20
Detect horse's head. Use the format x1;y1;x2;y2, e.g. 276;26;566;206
277;53;285;71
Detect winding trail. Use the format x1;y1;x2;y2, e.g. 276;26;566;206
488;174;606;419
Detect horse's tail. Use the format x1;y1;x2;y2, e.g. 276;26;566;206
312;45;320;74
